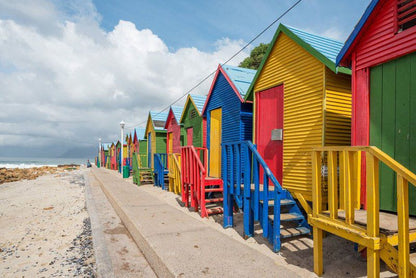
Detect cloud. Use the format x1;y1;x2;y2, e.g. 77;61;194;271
0;0;249;156
321;27;345;42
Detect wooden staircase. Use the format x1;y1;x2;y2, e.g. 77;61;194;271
181;146;224;217
222;141;310;252
132;152;153;185
310;146;416;277
154;153;168;190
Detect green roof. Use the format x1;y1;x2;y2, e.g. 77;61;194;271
245;24;351;101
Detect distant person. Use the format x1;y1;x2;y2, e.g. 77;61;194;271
87;159;91;168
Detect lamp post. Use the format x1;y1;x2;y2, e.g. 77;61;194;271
98;137;102;168
120;121;125;177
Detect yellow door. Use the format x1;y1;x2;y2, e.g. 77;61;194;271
168;132;173;154
209;108;222;177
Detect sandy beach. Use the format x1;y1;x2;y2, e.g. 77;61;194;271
0;169;95;277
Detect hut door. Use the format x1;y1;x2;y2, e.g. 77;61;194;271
210;108;222;177
168;133;173;154
370;53;416;214
255;85;283;183
148;132;152;168
187;128;193;146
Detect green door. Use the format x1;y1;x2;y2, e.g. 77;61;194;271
370;52;416;214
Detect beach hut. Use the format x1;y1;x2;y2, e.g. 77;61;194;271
110;142;116;170
245;23;352;203
145;111;168;170
202;65;256;178
165;106;185;158
131;127;153;185
337;0;416;213
116;140;122;172
180;94;207;148
164;106;185;193
309;1;416;276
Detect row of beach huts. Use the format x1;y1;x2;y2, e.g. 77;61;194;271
96;1;416;277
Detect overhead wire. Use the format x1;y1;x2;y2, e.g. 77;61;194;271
123;0;303;130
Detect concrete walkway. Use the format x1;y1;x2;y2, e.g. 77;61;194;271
91;167;299;278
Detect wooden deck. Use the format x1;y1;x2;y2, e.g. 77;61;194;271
328;209;416;235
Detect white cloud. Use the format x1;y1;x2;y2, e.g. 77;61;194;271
321;27;345;42
0;0;249;155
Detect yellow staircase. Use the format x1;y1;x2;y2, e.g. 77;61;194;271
309;146;416;277
168;153;181;194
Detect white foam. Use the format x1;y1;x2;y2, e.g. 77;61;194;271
0;163;58;169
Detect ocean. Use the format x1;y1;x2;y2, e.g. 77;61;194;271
0;157;89;169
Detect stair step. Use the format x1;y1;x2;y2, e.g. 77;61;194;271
207;207;224;215
205;188;223;193
280;227;310;238
259;199;296;206
205;198;223;203
268;213;304;222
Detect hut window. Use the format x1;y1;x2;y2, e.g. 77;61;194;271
190;109;197;119
397;0;416;32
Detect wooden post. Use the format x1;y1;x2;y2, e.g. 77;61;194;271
312;150;323;276
366;153;379;278
343;150;354;224
397;174;409;278
328;151;338;219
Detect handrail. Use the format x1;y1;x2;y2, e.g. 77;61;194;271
222;140;284;251
313;146;416;185
311;145;416;277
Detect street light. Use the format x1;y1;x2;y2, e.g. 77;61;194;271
120;121;125;177
98;137;102;168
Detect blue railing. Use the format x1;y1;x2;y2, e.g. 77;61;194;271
154;153;168;189
222;141;283;251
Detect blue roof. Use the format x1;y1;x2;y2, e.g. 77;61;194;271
150;111;169;131
285;25;344;64
221;65;256;98
134;127;146;140
189;94;207;114
170;106;183;122
102;143;111;150
336;0;379;66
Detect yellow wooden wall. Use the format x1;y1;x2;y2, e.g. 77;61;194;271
254;33;351;201
324;67;352;146
145;119;157;169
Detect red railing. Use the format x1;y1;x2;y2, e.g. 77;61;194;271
181;146;208;212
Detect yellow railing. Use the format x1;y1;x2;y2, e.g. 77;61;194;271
168;153;181;194
310;146;416;278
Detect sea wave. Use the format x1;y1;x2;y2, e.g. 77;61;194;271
0;163;59;169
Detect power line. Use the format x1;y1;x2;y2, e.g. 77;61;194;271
124;0;303;130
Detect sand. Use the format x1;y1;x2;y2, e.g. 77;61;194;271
0;169;95;277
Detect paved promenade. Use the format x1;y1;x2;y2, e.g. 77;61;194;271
91;167;299;278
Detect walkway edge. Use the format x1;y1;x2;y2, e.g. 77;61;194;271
84;171;115;278
91;170;174;278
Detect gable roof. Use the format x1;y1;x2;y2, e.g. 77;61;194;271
202;64;256;115
245;23;351;101
102;143;112;151
179;94;207;123
336;0;380;66
145;111;168;137
135;127;146;140
164;106;184;128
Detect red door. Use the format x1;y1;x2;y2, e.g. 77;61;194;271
187;128;193;146
255;85;283;184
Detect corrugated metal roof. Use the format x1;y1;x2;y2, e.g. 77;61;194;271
336;0;380;66
134;127;146;140
170;106;183;122
102;143;111;150
150;111;169;130
285;25;344;64
189;94;207;114
221;65;256;99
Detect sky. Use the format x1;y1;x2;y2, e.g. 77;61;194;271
0;0;371;158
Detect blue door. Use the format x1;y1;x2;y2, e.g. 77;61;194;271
148;132;152;168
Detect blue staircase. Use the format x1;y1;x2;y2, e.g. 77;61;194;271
222;141;310;252
154;153;168;190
